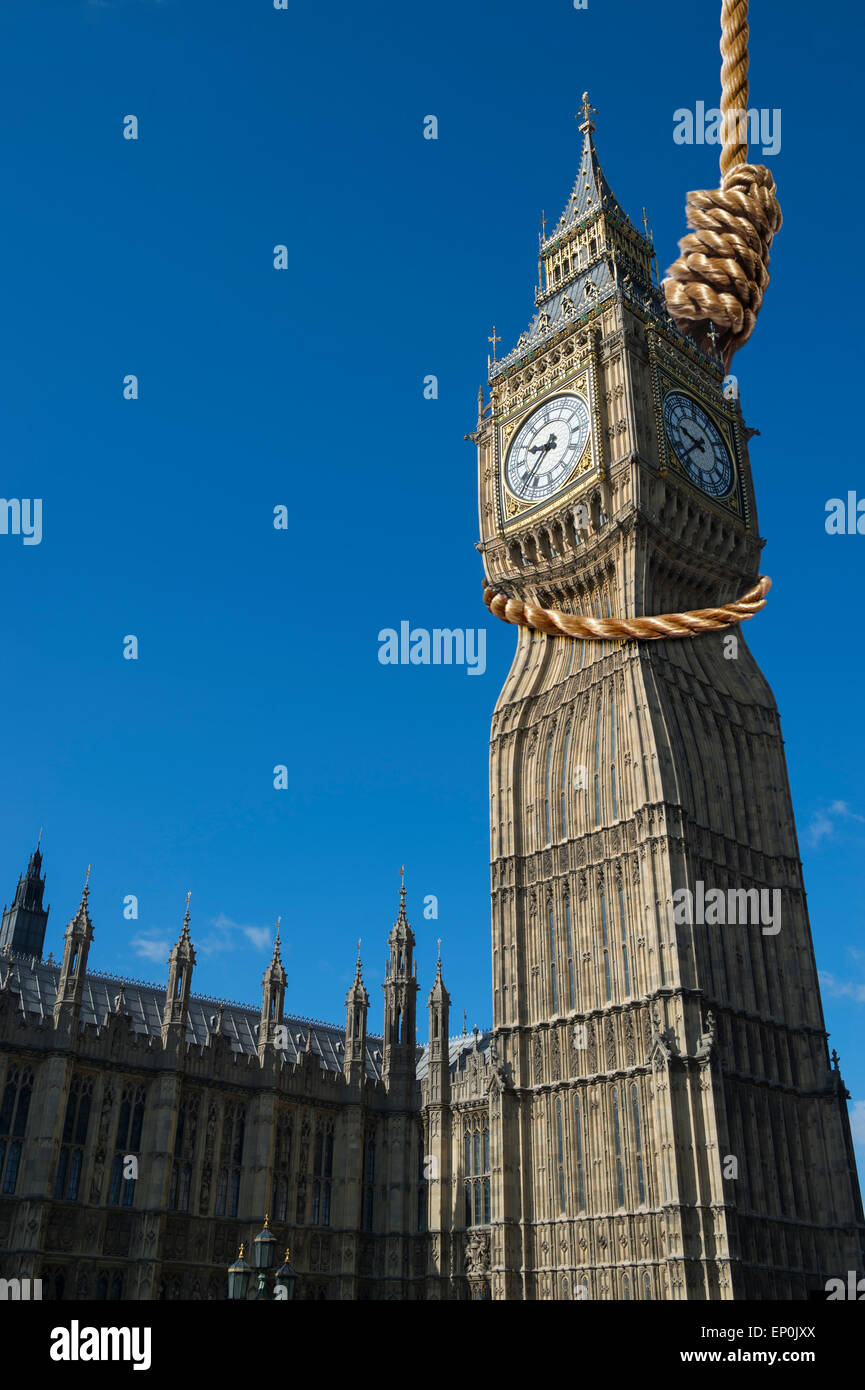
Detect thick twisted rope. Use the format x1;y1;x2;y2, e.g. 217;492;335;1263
482;575;771;641
663;0;782;366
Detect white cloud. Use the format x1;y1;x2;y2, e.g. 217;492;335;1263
131;915;276;963
818;970;865;1004
242;926;272;951
807;800;865;847
201;913;278;958
131;935;171;963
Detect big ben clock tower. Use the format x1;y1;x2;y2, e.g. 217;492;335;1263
474;98;864;1300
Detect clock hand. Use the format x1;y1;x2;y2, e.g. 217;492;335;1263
681;438;706;461
528;433;557;455
522;435;557;488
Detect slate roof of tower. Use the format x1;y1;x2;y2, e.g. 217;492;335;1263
546;122;633;234
489;122;665;383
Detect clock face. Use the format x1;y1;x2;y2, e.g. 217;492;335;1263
505;394;591;503
663;392;734;498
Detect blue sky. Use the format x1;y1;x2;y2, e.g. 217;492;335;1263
1;0;863;1169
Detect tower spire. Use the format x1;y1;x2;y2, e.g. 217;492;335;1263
259;916;287;1058
492;107;658;379
344;936;369;1084
162;891;196;1043
53;865;94;1030
382;866;418;1095
1;837;50;959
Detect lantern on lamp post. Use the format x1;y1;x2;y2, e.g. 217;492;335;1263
227;1244;252;1301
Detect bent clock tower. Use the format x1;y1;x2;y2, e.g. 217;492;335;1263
474;99;864;1300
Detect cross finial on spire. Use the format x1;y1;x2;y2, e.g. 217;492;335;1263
181;890;191;933
488;325;501;363
463;1008;467;1035
275;914;281;942
706;320;721;361
578;91;597;134
641;206;651;240
539;209;547;245
436;937;441;961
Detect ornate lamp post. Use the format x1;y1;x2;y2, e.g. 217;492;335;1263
227;1216;299;1300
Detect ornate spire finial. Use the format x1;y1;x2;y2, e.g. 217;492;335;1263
398;865;407;916
182;891;191;930
436;937;442;962
268;916;283;969
76;864;92;913
37;827;43;849
641;206;651;240
578;91;597;134
487;325;500;364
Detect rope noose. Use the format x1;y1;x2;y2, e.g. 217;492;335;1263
481;0;779;643
663;0;783;366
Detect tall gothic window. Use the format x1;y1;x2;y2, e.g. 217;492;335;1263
610;688;619;819
574;1094;586;1210
463;1113;490;1227
54;1074;93;1201
214;1101;246;1218
561;724;571;834
311;1122;333;1226
594;701;603;825
548;904;558;1013
362;1132;375;1232
271;1115;293;1223
623;1273;631;1300
0;1066;33;1195
417;1143;426;1232
632;1084;646;1204
555;1097;566;1212
612;1087;625;1207
169;1094;199;1213
618;884;631;996
544;737;554;843
108;1085;145;1207
643;1271;653;1300
565;896;575;1010
600;887;612;1002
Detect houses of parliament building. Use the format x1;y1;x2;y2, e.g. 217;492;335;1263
1;108;863;1300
